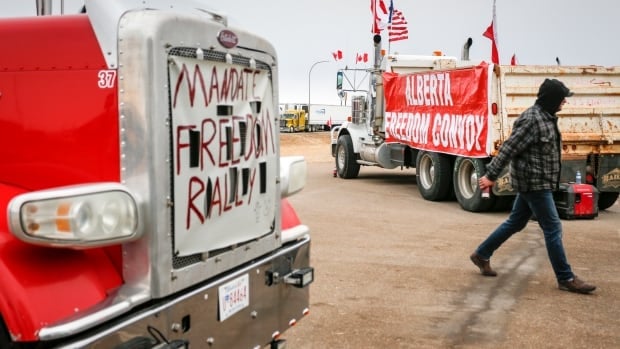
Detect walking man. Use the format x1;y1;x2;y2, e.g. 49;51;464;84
470;78;596;294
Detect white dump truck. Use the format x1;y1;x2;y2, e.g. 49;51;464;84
332;34;620;212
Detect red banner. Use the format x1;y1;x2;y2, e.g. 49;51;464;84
383;63;491;158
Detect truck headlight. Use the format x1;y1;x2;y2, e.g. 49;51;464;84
8;183;141;248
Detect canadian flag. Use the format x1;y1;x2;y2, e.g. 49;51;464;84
356;53;369;63
482;0;499;64
371;0;389;34
510;53;518;65
332;50;343;61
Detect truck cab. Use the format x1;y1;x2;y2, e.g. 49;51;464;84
280;109;308;132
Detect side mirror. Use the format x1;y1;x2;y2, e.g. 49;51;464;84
336;71;343;90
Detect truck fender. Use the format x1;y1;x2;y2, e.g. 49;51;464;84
0;183;123;342
280;198;301;230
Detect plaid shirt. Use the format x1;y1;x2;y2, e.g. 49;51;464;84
485;104;561;192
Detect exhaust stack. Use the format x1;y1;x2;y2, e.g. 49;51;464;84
36;0;67;15
461;37;473;61
36;0;52;16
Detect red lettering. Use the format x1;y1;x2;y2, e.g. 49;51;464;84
246;167;256;204
209;176;223;218
173;64;208;108
261;109;276;156
220;69;232;100
209;66;220;105
173;63;266;108
235;168;244;207
229;69;239;100
186;177;205;230
200;119;217;170
171;60;282;236
236;69;245;100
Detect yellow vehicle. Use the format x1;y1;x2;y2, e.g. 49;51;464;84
280;109;308;132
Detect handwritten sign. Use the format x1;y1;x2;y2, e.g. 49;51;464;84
170;56;276;256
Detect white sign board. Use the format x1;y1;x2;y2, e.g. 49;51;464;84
169;56;277;256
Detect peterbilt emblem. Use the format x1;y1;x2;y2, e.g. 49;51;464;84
218;30;238;49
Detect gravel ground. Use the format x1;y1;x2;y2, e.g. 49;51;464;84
279;131;620;349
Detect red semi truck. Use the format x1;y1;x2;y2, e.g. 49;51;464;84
0;1;313;348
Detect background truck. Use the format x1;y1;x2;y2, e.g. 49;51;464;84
308;104;350;131
280;108;308;132
331;34;620;213
0;1;313;348
280;103;350;131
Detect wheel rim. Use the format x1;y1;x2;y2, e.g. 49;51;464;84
456;159;477;199
419;154;435;190
337;144;346;169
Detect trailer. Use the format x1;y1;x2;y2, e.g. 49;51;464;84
331;34;620;213
308;104;351;131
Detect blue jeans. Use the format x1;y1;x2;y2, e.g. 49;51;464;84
475;190;574;282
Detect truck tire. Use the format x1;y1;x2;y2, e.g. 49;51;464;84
415;151;452;201
598;192;619;211
336;134;360;178
453;157;496;212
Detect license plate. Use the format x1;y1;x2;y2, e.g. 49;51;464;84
218;274;250;321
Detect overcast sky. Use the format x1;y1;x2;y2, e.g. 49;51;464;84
2;0;618;106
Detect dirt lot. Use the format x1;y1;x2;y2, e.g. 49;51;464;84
279;132;620;349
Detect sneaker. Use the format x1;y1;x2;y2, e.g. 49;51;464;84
470;253;497;277
558;276;596;294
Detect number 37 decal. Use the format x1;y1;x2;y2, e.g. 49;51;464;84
97;70;117;89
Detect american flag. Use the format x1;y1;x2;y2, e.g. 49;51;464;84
388;9;408;42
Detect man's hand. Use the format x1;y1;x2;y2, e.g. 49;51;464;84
479;175;495;189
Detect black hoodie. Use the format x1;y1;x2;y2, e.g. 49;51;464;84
535;78;574;115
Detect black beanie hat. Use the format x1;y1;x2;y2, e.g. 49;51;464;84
535;79;574;114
